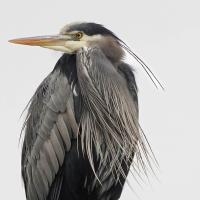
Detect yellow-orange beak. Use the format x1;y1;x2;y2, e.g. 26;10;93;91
9;34;74;53
9;35;71;46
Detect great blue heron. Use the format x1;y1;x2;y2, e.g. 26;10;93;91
9;22;159;200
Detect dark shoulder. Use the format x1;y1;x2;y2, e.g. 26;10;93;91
53;53;77;84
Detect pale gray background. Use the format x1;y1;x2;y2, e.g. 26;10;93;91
0;0;200;199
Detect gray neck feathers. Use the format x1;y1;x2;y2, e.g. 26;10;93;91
76;47;146;183
89;36;124;65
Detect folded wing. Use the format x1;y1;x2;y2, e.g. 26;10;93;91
21;69;78;200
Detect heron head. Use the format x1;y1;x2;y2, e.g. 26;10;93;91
9;22;124;63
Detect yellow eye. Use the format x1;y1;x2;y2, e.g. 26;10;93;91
75;32;83;40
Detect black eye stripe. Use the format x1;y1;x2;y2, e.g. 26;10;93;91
68;23;118;39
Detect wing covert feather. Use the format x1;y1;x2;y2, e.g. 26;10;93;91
22;69;78;200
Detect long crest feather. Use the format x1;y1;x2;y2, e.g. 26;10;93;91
118;40;164;90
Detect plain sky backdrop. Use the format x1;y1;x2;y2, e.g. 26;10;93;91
0;0;200;199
